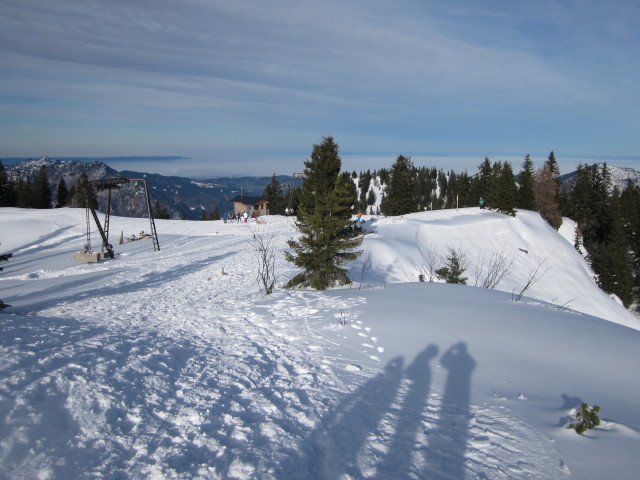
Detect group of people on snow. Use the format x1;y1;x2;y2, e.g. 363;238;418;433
222;210;251;223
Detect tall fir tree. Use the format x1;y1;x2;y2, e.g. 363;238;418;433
472;157;497;207
380;155;417;216
620;183;640;308
545;151;561;182
591;188;634;307
262;174;285;215
16;173;34;208
55;177;69;208
33;165;52;209
517;155;536;210
154;200;170;219
68;172;98;209
209;206;221;220
0;160;16;207
286;136;362;290
494;161;518;216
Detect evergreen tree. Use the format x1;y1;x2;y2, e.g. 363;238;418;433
494;161;518;216
380;155;417;216
517;154;536;210
209;206;221;220
55;177;69;208
338;172;358;216
436;248;468;284
566;164;593;230
154;200;170;219
262;174;285;215
0;160;16;207
16;173;34;208
285;136;362;290
591;188;634;307
472;157;496;207
358;170;373;212
68;172;98;209
457;171;473;207
33;165;52;209
545;151;561;182
366;189;376;207
620;183;640;308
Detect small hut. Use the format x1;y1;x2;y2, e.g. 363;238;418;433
230;196;269;217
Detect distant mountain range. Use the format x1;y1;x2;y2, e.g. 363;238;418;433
5;157;639;219
559;165;640;192
6;157;291;220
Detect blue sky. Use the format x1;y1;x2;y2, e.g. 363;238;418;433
1;0;638;177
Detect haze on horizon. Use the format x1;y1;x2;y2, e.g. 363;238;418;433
1;0;639;177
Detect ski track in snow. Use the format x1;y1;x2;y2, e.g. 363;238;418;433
0;212;585;479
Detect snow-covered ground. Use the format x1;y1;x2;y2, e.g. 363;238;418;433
1;207;639;479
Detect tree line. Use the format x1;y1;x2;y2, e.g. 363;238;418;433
275;146;639;310
0;162;99;210
2;152;639;310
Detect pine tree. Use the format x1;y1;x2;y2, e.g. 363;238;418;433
55;177;69;208
457;171;473;207
0;160;16;207
285;136;362;290
154;200;170;219
436;248;468;284
472;157;497;207
591;188;634;307
517;155;536;210
262;174;285;215
209;206;221;220
495;161;518;216
68;172;98;209
380;155;417;216
33;165;52;209
16;172;34;208
545;151;561;183
620;183;640;308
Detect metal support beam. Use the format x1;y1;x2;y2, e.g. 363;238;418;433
89;208;114;258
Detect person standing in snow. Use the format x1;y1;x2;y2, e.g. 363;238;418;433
479;197;485;209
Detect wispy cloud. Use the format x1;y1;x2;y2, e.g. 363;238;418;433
1;0;638;174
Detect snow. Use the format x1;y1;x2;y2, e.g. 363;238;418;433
1;206;639;479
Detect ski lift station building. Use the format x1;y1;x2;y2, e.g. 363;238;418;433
230;196;269;217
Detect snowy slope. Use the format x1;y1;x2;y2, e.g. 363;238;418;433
355;208;638;328
1;207;639;479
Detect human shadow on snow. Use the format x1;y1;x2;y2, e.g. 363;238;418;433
278;342;476;480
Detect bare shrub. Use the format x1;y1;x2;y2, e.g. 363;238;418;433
419;244;441;282
358;249;372;290
474;248;517;289
512;257;551;302
252;229;278;294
